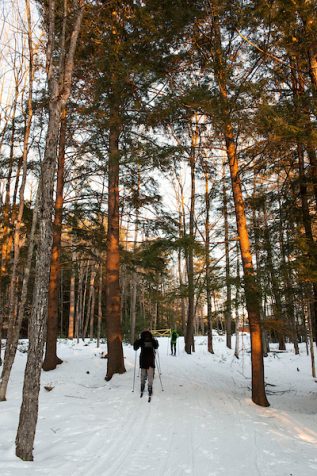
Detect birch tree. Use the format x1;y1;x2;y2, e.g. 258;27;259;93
15;0;84;460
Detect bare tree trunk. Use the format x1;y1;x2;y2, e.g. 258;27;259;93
0;188;39;401
15;0;84;460
1;57;21;276
0;0;35;399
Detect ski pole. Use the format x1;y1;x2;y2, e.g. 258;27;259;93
132;350;137;392
155;353;164;391
156;350;162;375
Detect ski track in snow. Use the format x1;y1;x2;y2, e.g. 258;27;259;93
0;336;317;476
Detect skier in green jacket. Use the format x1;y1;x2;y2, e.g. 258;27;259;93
170;329;179;356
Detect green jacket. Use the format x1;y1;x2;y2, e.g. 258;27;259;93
171;330;179;343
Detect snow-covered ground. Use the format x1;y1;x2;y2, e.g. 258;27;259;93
0;334;316;476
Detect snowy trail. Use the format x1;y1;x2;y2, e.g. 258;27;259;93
0;336;317;476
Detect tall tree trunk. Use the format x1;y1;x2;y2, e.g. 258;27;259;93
89;269;96;340
84;263;96;338
223;160;232;349
278;196;299;354
15;0;84;460
290;55;317;345
104;104;126;380
0;187;39;401
262;200;285;350
185;114;198;354
68;251;76;339
210;3;269;406
81;260;90;338
203;161;214;353
0;0;35;399
130;161;140;343
96;262;103;347
75;258;83;342
1;61;20;277
175;176;186;336
234;242;241;359
42;107;67;371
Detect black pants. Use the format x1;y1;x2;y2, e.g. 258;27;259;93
171;342;176;355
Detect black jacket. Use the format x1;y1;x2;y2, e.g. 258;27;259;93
133;330;159;369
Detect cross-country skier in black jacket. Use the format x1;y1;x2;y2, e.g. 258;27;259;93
133;330;159;398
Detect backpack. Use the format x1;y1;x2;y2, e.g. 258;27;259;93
143;336;153;349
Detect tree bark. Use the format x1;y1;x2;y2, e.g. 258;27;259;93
104;105;126;380
290;55;317;345
1;59;21;277
96;262;103;347
262;200;285;350
185;114;199;353
234;242;241;359
0;0;35;399
75;258;84;342
203;161;214;353
42;107;67;371
0;188;39;401
223;160;232;349
68;251;76;339
15;0;84;460
210;2;269;406
130;161;140;344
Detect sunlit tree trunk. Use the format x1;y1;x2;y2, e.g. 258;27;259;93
210;2;268;406
104;101;126;380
